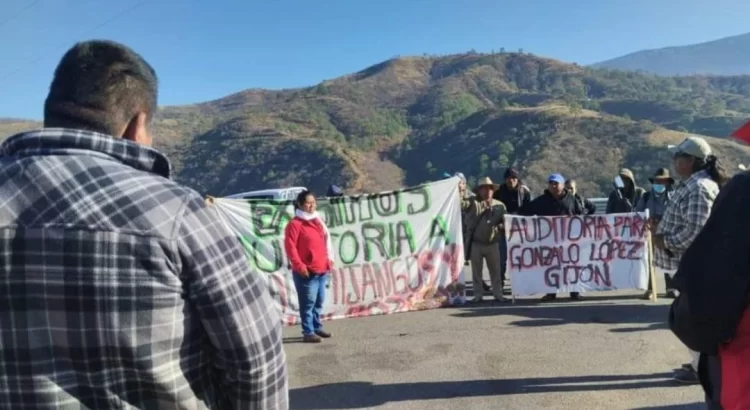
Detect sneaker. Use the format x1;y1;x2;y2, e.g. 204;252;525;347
482;282;491;292
666;290;678;299
493;296;509;303
641;291;653;300
570;293;584;301
680;363;693;371
315;330;332;338
303;334;322;343
673;368;700;384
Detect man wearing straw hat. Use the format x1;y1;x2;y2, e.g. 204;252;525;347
457;172;493;293
463;177;508;302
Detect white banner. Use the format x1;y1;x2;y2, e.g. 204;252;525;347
505;213;650;295
212;178;466;325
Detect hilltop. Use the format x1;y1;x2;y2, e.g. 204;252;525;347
593;32;750;76
2;51;750;197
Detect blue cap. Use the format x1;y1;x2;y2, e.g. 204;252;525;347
548;173;565;184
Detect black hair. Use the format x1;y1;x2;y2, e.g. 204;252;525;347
685;154;730;187
44;40;158;137
295;190;315;210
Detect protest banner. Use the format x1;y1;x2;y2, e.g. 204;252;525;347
212;178;466;325
505;212;650;296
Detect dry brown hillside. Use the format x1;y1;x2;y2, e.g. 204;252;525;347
2;51;750;196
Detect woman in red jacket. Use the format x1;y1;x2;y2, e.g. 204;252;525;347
284;190;335;343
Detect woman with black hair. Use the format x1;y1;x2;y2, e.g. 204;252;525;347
284;190;336;343
652;136;728;385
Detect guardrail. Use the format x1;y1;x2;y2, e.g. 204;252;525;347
590;197;608;214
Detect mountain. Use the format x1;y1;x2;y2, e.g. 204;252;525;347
593;33;750;76
2;51;750;198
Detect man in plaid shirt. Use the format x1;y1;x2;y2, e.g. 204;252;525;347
0;41;288;409
653;136;724;385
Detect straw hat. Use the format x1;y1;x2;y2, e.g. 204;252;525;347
648;168;675;184
475;176;500;191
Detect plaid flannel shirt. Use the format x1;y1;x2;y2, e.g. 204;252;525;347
654;170;719;271
0;129;288;409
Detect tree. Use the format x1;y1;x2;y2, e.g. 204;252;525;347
583;99;600;111
499;47;506;53
479;154;490;175
569;102;583;117
498;98;510;109
518;48;524;54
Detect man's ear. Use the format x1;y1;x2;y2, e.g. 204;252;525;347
120;112;152;146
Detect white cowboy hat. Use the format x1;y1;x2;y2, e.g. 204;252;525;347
474;176;500;191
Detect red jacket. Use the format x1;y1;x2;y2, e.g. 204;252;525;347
284;217;331;275
719;304;750;409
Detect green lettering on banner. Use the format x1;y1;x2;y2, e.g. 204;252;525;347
215;177;468;324
239;234;284;273
394;220;416;256
369;191;401;218
405;185;431;215
429;215;451;244
359;220;417;262
339;230;359;264
362;222;388;261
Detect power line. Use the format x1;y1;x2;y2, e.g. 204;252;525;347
0;0;41;28
0;0;148;85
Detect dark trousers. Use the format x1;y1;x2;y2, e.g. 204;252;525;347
646;273;675;292
293;273;328;336
699;354;722;410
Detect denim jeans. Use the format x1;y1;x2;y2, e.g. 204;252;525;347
293;273;328;336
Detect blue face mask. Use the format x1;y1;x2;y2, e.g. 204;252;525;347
652;184;666;194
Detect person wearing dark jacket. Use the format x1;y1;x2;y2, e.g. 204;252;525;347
521;173;584;302
658;136;726;385
606;168;646;214
669;176;744;409
493;167;531;289
565;179;596;215
664;138;735;405
493;167;531;214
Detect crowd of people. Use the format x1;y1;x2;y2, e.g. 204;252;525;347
455;163;682;303
454;134;749;405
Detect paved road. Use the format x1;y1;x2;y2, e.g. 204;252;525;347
283;270;705;410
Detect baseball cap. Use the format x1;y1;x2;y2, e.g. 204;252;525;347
668;136;712;160
547;173;565;184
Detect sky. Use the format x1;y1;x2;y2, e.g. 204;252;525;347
2;0;750;119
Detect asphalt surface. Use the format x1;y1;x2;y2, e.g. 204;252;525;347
283;268;705;410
